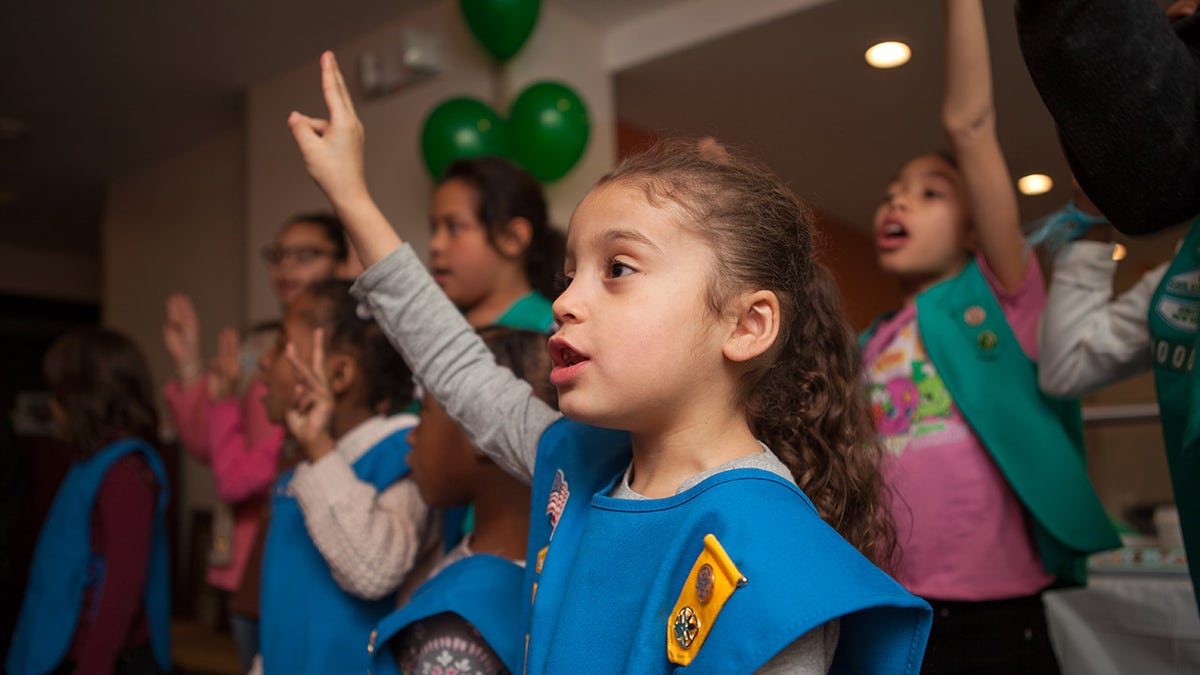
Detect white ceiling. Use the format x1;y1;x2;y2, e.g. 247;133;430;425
1;0;1088;256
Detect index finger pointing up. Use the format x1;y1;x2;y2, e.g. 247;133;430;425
321;51;357;125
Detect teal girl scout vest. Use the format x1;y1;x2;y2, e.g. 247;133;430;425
863;260;1120;585
369;554;525;674
520;419;932;674
259;426;413;674
7;438;171;675
1148;218;1200;609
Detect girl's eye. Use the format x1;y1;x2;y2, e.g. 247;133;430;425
608;260;635;278
923;188;944;199
554;272;572;292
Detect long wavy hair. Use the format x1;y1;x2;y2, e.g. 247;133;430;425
601;139;895;567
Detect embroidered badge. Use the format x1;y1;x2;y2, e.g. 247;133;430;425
545;469;569;541
666;534;748;666
673;606;700;649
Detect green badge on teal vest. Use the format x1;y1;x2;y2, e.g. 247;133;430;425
863;260;1119;585
1148;216;1200;611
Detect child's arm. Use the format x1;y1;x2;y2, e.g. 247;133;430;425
208;395;285;503
942;0;1027;291
1039;237;1164;397
283;331;435;599
289;52;557;482
72;456;156;675
291;460;434;600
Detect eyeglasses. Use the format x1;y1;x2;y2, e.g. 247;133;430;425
261;245;339;265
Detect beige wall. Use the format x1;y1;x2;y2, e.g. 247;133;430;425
245;0;614;325
102;126;246;517
0;245;100;303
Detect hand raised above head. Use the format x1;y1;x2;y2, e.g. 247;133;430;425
288;51;368;208
208;327;242;401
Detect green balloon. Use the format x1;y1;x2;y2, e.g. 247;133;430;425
460;0;541;62
420;97;510;179
509;81;589;183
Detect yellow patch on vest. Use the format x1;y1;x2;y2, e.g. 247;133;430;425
666;534;747;666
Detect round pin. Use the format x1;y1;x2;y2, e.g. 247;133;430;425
368;628;377;653
673;606;700;649
977;330;998;351
695;564;715;604
963;305;986;327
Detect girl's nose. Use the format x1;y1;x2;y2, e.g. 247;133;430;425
552;283;581;325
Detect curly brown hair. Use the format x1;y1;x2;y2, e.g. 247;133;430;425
600;138;895;567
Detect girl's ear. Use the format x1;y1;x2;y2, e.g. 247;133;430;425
326;352;358;396
723;290;781;363
495;217;534;258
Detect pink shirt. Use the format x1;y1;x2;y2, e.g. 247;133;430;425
163;376;284;592
863;254;1054;601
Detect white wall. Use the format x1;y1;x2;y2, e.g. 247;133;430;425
245;0;614;324
102;126;246;523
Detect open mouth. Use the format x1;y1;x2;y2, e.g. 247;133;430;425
877;219;909;251
548;336;589;385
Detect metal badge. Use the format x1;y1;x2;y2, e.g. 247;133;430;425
977;330;998;351
695;564;715;604
673;606;701;649
963;305;986;326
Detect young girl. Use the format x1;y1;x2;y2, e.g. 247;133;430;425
160;212;350;667
256;279;438;674
287;51;930;673
9;328;170;675
370;326;555;675
430;156;562;332
860;1;1119;670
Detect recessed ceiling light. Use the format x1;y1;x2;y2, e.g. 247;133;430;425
1112;243;1127;262
865;41;911;69
1017;173;1053;196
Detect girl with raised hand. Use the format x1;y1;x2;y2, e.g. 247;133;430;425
860;1;1119;671
9;329;170;675
255;279;438;674
160;212;350;667
287;51;931;673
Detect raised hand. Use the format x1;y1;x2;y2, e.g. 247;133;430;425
287;51;368;209
163;293;202;383
208;327;242;401
286;51;402;269
285;328;336;461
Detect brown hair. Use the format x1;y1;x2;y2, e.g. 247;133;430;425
299;279;416;415
477;325;558;411
43;327;160;457
601;138;894;566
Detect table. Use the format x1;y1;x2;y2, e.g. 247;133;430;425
1046;573;1200;674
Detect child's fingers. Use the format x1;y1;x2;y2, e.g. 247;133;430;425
288;112;325;153
320;51;347;124
311;328;325;374
329;53;357;121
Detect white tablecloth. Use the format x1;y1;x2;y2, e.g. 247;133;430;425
1045;574;1200;674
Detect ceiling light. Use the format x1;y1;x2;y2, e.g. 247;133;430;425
865;41;911;69
1112;243;1127;262
1017;173;1053;196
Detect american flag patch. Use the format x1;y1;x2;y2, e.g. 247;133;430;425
546;469;569;541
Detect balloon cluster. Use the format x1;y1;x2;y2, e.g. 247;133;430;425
419;0;590;183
